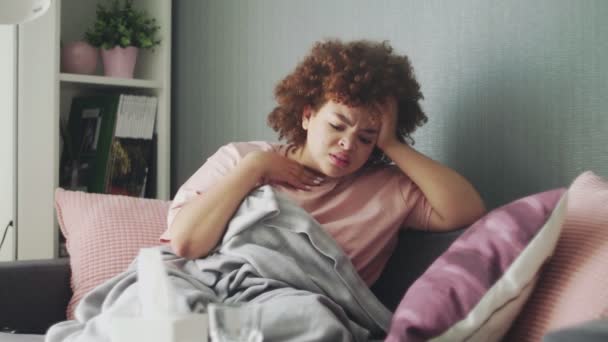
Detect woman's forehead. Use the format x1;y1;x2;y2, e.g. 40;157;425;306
321;100;380;124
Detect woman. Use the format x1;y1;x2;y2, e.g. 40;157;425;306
162;39;485;287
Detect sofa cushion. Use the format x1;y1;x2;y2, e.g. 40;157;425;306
386;188;568;342
0;258;70;334
0;333;45;342
541;319;608;342
371;228;464;311
506;171;608;341
55;189;170;320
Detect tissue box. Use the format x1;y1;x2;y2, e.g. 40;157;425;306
111;313;208;342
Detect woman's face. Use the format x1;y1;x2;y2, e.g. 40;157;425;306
299;100;380;178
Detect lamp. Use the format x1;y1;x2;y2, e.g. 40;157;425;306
0;0;51;25
0;0;51;260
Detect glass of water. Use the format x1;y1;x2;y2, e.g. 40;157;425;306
208;303;263;342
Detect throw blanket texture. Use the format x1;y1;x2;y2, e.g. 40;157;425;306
45;186;391;342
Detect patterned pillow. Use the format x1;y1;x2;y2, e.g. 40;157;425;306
54;189;170;319
385;188;568;342
506;171;608;341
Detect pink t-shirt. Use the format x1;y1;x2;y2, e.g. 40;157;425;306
161;141;433;285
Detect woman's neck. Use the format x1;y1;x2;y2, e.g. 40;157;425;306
287;144;327;178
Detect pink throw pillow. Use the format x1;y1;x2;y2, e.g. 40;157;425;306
55;189;170;319
506;171;608;341
385;188;568;342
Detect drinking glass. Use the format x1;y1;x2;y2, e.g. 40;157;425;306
208;303;263;342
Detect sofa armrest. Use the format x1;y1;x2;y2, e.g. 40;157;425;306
371;228;465;311
0;258;71;334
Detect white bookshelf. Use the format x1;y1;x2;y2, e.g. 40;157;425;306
60;73;162;89
16;0;171;260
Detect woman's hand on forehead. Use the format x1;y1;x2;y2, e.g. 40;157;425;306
375;96;399;150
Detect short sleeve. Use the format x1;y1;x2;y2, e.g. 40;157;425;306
160;141;275;242
399;176;433;231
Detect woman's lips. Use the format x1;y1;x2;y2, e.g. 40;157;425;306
329;153;350;168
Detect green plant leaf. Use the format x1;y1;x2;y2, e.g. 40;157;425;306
83;0;161;50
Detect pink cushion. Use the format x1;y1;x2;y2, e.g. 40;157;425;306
506;171;608;341
386;188;568;342
54;189;170;319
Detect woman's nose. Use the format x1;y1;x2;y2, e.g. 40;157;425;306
339;137;354;150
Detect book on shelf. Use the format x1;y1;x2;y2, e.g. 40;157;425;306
106;94;158;198
60;94;120;193
106;137;154;197
60;94;158;198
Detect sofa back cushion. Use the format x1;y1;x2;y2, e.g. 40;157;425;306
371;228;464;311
55;189;170;319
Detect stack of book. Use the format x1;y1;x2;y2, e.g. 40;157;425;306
60;94;158;198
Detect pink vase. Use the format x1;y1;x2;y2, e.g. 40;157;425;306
61;41;98;75
101;46;139;78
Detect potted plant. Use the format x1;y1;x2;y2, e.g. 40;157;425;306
84;0;160;78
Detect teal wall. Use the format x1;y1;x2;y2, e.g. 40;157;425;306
172;0;608;209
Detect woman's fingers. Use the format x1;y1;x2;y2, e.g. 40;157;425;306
295;167;325;187
286;174;312;190
279;169;320;191
263;154;326;191
288;169;313;190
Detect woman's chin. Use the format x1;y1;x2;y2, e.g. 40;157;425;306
315;158;360;178
320;164;353;178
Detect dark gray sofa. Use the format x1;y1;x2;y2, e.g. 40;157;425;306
0;229;463;338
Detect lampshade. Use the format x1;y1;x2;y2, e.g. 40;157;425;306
0;0;51;25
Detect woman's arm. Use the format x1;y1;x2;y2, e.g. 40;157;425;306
383;143;486;231
169;150;322;259
376;98;486;231
169;156;261;259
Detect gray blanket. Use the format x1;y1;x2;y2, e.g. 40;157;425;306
45;186;391;342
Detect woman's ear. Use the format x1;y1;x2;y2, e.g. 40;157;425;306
302;106;312;130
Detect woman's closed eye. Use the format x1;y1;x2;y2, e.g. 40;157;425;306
329;124;373;144
329;123;344;131
359;137;372;145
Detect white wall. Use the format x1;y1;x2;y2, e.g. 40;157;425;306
0;25;16;261
172;0;608;209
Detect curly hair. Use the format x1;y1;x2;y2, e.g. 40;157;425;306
267;39;428;166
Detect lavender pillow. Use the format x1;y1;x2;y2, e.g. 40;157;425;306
385;189;568;342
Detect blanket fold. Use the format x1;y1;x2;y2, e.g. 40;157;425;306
46;186;391;342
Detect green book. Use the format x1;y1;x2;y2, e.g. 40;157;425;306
62;95;120;194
